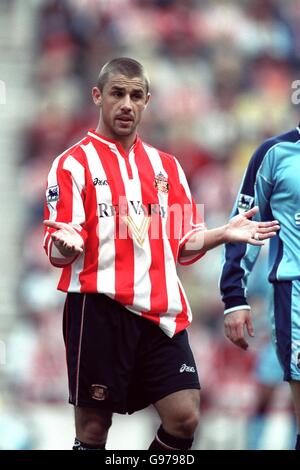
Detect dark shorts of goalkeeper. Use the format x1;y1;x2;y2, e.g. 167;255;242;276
63;293;200;414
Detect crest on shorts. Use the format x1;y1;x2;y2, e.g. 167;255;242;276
154;172;169;194
90;384;108;401
237;193;254;213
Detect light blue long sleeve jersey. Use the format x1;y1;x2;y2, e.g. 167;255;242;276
220;125;300;313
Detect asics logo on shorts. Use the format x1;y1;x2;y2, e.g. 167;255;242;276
179;363;195;373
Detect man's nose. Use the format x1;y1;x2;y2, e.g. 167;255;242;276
120;94;132;111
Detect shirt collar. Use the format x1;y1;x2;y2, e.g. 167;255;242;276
87;129;141;155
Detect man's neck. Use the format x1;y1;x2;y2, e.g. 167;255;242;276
95;125;137;154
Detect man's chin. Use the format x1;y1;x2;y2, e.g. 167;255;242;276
114;126;134;136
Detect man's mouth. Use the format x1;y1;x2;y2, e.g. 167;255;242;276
116;116;134;122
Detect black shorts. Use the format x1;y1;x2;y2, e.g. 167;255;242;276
63;293;200;414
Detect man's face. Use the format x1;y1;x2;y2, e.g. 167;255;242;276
93;73;150;140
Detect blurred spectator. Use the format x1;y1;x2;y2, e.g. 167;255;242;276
11;0;300;449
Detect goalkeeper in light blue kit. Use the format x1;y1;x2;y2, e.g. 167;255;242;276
220;125;300;450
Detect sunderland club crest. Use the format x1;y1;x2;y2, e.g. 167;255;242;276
154;172;169;193
90;384;108;401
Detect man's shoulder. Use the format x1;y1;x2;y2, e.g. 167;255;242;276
257;127;300;155
251;126;300;166
52;135;89;167
141;141;176;164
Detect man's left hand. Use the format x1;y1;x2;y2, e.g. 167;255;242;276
225;206;280;245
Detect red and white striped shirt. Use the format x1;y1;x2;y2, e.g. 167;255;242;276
44;129;205;337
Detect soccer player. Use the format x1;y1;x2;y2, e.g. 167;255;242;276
220;126;300;450
43;58;279;450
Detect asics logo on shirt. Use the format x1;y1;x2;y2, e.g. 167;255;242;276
179;364;195;373
93;178;109;186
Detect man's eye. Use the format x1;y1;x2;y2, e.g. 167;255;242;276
132;94;143;100
113;91;123;97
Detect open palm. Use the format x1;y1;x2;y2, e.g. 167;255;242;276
227;207;280;245
44;220;84;256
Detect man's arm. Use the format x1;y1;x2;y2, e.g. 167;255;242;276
219;142;276;349
44;154;87;267
181;206;279;258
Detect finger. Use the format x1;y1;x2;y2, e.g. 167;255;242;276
236;323;245;341
248;238;265;246
226;324;237;342
257;225;280;233
226;324;241;345
243;206;259;219
67;246;83;254
51;233;66;243
234;338;249;350
232;325;243;343
61;240;83;254
246;317;255;338
258;220;279;228
51;234;64;243
226;324;248;350
44;220;65;230
53;240;83;255
61;240;82;252
231;322;248;349
224;323;232;341
256;231;277;240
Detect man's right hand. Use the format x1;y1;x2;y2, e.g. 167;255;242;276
224;309;254;350
44;220;84;257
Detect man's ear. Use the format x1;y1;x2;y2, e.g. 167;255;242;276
144;92;151;108
92;86;102;106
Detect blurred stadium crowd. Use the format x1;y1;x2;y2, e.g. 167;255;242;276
2;0;300;449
